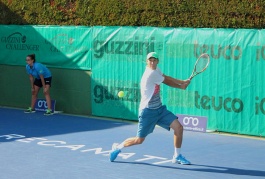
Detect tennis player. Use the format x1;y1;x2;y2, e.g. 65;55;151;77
24;54;53;115
110;52;191;164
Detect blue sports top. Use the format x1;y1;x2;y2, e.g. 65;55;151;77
26;62;52;79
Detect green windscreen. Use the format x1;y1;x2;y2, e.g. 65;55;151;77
0;25;264;136
0;25;92;70
90;27;264;137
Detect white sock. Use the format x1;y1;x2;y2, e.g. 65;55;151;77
174;148;181;157
117;142;125;149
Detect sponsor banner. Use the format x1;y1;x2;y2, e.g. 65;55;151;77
34;99;56;112
0;25;92;70
0;25;264;136
177;114;208;133
90;27;265;136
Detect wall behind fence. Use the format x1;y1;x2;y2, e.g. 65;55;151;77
0;65;92;115
0;25;264;136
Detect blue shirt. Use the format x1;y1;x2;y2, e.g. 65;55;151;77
26;62;52;79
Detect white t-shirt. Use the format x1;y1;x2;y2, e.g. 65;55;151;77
139;67;165;110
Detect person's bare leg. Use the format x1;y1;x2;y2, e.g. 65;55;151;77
170;119;190;164
123;137;145;147
43;85;51;110
170;119;183;149
31;85;40;109
110;137;145;162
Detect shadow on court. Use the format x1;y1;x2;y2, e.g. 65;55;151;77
115;161;265;177
0;107;130;143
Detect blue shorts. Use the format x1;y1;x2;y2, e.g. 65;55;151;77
137;105;177;138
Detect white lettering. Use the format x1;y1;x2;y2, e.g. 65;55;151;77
0;134;25;140
118;153;135;159
1;133;175;166
17;137;47;143
81;148;111;154
55;145;85;150
38;140;66;146
135;155;167;162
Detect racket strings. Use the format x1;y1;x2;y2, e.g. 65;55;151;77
195;55;209;73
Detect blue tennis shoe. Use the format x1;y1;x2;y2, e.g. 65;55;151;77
109;143;121;162
172;154;191;165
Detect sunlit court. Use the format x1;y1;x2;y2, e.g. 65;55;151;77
1;107;265;179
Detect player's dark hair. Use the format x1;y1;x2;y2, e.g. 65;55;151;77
27;54;36;63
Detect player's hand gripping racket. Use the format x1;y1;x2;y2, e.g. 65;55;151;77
189;53;210;80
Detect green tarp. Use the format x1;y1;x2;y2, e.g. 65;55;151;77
0;25;264;136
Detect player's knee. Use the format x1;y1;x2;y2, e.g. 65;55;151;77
172;120;183;132
177;122;183;130
43;90;50;95
178;124;183;131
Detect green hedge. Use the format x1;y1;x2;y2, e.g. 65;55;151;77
0;0;264;28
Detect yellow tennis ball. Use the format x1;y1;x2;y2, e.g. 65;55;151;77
118;91;124;98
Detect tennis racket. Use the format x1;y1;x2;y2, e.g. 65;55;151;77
189;53;210;80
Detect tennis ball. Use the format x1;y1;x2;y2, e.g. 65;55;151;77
118;91;124;98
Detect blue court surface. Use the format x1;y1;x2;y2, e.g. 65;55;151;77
1;107;265;179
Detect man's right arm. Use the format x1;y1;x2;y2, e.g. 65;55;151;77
162;75;190;90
